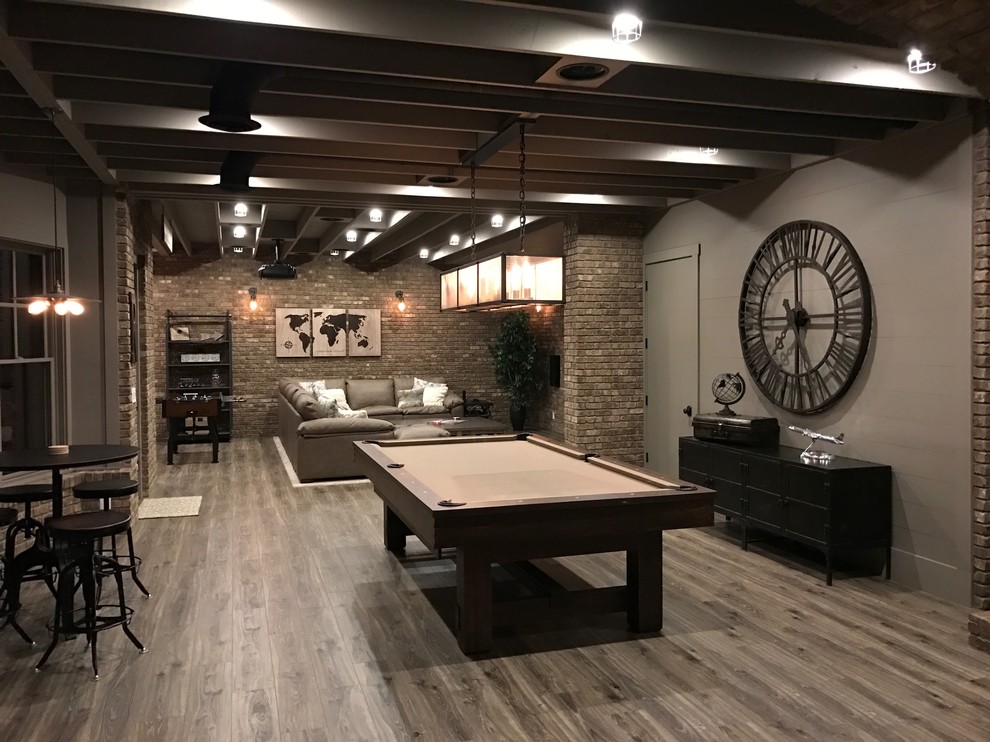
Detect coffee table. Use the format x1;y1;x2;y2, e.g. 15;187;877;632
431;417;508;436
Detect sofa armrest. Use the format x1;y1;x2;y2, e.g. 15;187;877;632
444;392;465;417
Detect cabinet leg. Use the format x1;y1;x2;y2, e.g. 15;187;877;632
741;523;749;551
885;546;891;580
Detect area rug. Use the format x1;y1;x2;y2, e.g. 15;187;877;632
138;496;202;519
272;436;368;488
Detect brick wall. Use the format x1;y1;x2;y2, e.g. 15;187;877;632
112;195;143;511
562;216;644;464
153;250;513;436
972;102;990;651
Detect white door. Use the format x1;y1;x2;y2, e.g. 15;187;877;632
644;245;699;475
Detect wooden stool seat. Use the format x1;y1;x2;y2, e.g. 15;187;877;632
73;478;140;502
0;484;54;505
46;510;131;541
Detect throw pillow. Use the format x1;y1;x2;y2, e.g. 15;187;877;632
299;379;327;394
316;396;339;418
320;388;369;418
413;377;428;390
422;381;448;407
396;387;424;409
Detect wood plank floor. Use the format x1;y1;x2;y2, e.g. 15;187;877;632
1;437;988;741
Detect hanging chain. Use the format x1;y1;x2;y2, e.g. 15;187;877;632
48;108;62;291
518;123;526;253
470;160;477;259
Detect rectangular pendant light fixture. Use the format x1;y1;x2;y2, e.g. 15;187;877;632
440;254;563;312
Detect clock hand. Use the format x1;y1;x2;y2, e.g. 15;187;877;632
773;299;795;352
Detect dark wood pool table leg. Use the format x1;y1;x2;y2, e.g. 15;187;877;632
626;532;663;632
383;503;410;552
455;544;492;654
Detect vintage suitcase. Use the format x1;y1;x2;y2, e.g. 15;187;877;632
692;413;780;447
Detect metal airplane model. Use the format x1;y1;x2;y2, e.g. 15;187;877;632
788;425;844;463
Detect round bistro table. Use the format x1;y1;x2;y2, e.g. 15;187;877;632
0;445;140;641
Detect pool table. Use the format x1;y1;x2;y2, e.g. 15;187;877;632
354;434;714;654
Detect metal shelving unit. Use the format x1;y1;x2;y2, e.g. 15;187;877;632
165;311;233;440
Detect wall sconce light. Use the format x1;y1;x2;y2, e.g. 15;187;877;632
491;214;503;228
612;13;642;44
346;229;358;242
369;208;383;223
248;286;258;311
395;290;406;312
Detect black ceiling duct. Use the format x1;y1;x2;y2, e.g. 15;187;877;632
258;239;297;280
219;151;260;192
199;62;266;132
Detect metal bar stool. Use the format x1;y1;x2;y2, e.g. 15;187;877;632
35;510;146;679
0;484;57;645
72;478;150;598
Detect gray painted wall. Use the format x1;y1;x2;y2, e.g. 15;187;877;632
0;171;113;445
646;117;972;604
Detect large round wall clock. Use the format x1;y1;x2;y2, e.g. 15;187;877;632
738;220;872;415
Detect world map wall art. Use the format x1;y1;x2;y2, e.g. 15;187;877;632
275;307;382;358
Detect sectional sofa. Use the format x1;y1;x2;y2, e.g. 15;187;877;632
277;376;464;481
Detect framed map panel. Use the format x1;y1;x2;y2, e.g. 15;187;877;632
346;308;381;357
312;307;348;357
275;308;313;358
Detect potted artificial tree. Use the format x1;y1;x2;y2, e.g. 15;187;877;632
488;311;544;431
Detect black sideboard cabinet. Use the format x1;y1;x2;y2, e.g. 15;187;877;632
678;436;892;585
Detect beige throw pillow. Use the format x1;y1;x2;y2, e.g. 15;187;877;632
422;382;448;407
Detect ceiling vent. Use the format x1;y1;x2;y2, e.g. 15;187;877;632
219;151;260;192
258;240;297;280
199;62;266;132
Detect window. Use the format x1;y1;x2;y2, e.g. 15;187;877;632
0;247;53;454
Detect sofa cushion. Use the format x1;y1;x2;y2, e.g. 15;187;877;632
362;404;401;417
294;392;324;421
393;424;451;440
297;416;394;438
443;392;464;410
399;405;447;416
347;379;395;409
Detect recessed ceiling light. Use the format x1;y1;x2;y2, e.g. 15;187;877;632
419;248;430;260
699;147;719;156
233;202;248;217
369;208;383;223
232;246;244;253
612;13;642;44
491;214;503;228
330;249;340;256
346;230;358;242
449;234;460;246
557;62;609;82
907;48;936;74
232;225;247;239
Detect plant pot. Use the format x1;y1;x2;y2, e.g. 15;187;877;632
509;403;527;431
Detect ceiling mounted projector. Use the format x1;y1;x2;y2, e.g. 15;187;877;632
258;240;297;279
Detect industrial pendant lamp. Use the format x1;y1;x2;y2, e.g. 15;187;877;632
27;109;85;316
